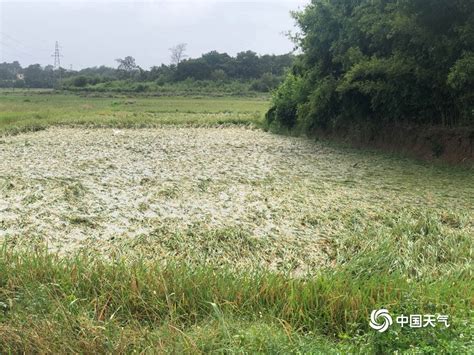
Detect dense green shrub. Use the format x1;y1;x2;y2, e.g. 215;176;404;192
267;0;474;131
73;75;88;87
60;79;267;97
447;52;474;118
250;73;282;93
265;74;303;127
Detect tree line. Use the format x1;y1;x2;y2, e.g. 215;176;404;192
267;0;473;130
0;49;294;93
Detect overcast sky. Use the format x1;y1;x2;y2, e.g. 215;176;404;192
0;0;309;69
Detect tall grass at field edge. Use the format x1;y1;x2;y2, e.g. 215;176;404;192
0;245;472;353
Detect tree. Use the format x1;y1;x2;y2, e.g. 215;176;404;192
73;76;89;87
24;64;47;88
115;56;138;72
169;43;187;65
201;51;231;68
175;59;211;81
149;64;175;84
115;56;138;79
233;51;262;79
267;0;474;130
211;69;227;82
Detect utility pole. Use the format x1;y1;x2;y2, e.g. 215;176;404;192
51;41;63;86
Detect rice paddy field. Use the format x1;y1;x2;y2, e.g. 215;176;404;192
0;90;266;135
0;91;473;353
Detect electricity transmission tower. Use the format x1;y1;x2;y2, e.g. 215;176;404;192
51;41;63;85
52;41;62;69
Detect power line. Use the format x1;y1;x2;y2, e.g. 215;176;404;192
0;31;50;53
0;40;37;59
0;32;47;63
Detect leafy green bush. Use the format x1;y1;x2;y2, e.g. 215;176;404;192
299;75;339;130
265;73;303;128
73;75;88;87
210;69;227;82
250;73;282;92
448;52;474;119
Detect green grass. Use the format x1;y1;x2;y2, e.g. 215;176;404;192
0;90;473;353
0;90;269;135
0;230;472;353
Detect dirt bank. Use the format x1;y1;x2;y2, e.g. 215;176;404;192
322;124;474;165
